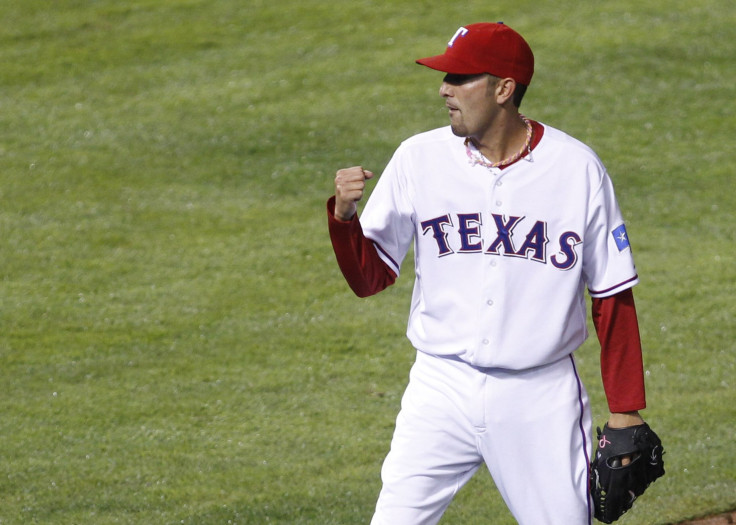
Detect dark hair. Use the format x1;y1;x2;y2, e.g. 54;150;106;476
513;83;528;108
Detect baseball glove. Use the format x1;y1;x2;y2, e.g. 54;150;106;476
590;422;665;523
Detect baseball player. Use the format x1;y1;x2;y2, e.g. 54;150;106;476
327;22;660;524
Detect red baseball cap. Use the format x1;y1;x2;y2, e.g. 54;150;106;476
416;22;534;85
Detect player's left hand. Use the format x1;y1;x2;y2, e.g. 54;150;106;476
606;412;645;466
590;421;665;523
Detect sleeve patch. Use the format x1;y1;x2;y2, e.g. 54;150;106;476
612;224;631;252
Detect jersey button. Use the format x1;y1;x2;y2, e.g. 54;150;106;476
486;299;494;306
482;339;490;345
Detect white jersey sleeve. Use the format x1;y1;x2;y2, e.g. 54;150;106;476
583;170;639;298
359;144;416;277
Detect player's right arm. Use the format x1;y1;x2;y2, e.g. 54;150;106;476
327;167;397;298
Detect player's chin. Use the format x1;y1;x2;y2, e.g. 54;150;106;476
449;122;468;138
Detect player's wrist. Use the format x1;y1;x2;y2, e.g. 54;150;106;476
607;411;644;429
334;202;357;222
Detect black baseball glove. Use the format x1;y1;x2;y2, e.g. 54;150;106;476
590;422;665;523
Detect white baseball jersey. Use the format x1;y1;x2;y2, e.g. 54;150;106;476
359;123;638;370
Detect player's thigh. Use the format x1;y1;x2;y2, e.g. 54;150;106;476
373;410;481;525
481;356;592;524
374;353;484;523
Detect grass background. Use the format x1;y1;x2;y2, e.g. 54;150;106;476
1;0;734;523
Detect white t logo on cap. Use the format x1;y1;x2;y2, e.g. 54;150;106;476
448;27;469;47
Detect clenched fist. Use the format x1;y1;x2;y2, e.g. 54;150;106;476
334;166;374;221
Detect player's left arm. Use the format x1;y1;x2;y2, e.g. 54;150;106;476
592;288;648;468
590;291;666;522
591;287;647;420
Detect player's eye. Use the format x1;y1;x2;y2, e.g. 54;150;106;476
443;73;484;86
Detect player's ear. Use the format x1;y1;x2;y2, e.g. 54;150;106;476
494;78;517;105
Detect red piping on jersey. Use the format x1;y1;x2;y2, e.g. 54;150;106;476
588;274;639;296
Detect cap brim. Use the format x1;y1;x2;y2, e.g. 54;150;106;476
415;55;485;75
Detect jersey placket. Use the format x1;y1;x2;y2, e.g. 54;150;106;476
475;167;507;364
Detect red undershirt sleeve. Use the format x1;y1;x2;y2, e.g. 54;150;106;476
591;288;647;413
326;196;397;298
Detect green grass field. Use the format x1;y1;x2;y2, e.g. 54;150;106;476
1;1;734;523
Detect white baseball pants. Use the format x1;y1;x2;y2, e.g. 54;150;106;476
370;350;593;525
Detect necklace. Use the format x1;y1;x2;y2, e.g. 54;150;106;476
465;115;533;169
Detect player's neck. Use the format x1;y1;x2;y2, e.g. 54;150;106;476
470;113;530;166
